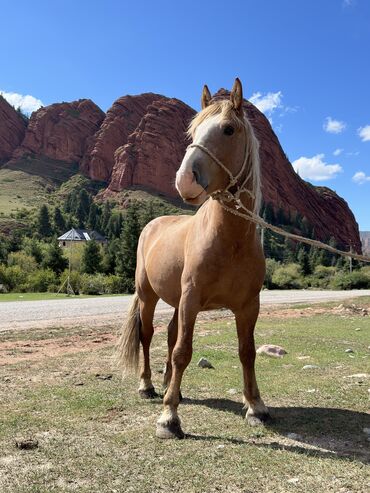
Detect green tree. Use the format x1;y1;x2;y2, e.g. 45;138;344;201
115;202;141;289
37;205;52;237
87;203;99;230
81;240;102;274
42;240;68;275
297;246;311;275
53;207;66;235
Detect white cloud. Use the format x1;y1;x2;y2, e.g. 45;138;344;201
292;153;342;181
358;125;370;142
343;0;355;7
352;171;370;184
0;90;43;115
333;148;343;156
323;116;346;134
249;91;282;115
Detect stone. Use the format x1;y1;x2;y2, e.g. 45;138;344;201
197;357;214;369
345;373;369;379
345;348;354;353
302;365;320;370
286;433;302;441
15;438;39;450
227;388;238;395
257;344;287;358
0;95;27;162
363;427;370;435
287;478;300;484
95;373;113;380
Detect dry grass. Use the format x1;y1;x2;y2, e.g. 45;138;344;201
0;299;369;492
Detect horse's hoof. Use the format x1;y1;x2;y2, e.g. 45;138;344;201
246;411;271;427
139;387;158;399
156;420;185;439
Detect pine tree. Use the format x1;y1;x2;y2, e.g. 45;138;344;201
42;240;67;274
87;203;99;230
37;205;52;237
53;207;66;235
81;240;102;274
115;202;141;286
297;246;311;275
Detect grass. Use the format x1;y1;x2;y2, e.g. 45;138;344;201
0;292;125;302
0;301;369;492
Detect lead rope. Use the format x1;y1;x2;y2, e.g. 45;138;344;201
187;133;370;264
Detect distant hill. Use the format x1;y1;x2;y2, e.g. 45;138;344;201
0;90;362;252
360;231;370;255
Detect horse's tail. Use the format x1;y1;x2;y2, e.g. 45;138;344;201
116;292;141;377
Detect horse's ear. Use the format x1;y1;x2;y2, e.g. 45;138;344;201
230;78;243;114
201;84;212;109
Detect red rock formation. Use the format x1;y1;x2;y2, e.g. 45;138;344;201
13;99;105;163
0;95;27;163
80;93;165;182
106;98;195;196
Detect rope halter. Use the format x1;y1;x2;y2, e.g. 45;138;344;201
186;122;256;204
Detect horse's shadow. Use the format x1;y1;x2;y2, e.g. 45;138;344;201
182;397;370;464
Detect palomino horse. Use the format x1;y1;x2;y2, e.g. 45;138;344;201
117;78;269;438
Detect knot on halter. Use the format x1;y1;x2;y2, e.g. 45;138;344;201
186;129;255;205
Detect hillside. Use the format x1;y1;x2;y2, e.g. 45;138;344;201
0;91;362;252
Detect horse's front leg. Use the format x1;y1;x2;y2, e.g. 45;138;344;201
156;296;198;439
234;296;270;426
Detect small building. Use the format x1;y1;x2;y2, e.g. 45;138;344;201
58;228;107;248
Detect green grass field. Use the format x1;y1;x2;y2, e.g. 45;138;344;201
0;300;369;492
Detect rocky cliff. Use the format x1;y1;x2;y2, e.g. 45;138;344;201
12;99;105;164
0;95;27;163
80;93;165;181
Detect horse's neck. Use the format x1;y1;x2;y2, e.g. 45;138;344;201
205;196;257;242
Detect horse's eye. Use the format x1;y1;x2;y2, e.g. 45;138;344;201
223;125;234;136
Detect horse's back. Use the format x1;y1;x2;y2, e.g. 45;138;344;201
136;214;193;307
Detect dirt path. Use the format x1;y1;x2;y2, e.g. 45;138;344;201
0;289;369;332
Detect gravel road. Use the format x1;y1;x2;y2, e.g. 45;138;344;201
1;289;369;332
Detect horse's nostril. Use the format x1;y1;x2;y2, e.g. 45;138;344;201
192;162;202;185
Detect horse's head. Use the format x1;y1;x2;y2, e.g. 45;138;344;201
176;78;259;207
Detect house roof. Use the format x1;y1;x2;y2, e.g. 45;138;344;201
57;228;106;242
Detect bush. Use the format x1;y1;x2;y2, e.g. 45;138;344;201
25;269;57;292
7;252;37;273
59;270;82;294
104;275;125;294
264;259;280;289
271;263;304;289
0;264;28;291
80;273;107;295
330;270;370;290
309;265;336;288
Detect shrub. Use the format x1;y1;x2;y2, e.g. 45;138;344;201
104;275;125;294
7;252;37;273
309;265;336;288
330;270;370;290
271;263;304;289
80;273;107;295
59;270;82;294
264;258;280;289
25;269;57;292
0;264;28;291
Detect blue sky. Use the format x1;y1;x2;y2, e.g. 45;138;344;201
1;0;369;229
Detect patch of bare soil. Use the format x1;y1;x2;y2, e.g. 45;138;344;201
0;332;114;366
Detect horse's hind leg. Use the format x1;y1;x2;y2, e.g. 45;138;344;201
234;297;270;426
138;294;159;399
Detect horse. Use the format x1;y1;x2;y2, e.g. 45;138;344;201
117;78;270;439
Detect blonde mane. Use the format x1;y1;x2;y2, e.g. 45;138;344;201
188;100;261;214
